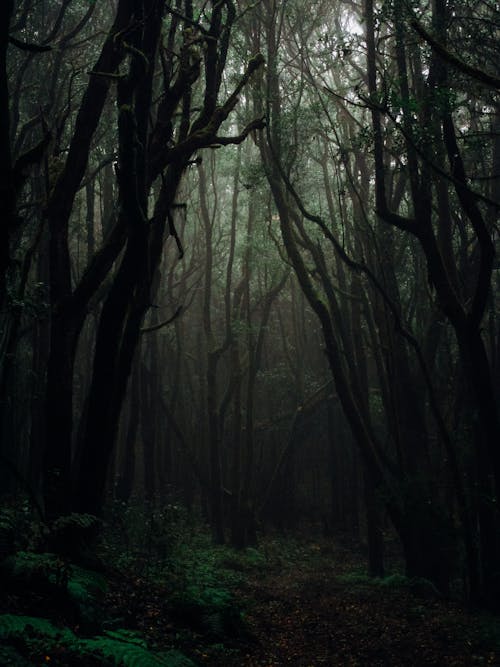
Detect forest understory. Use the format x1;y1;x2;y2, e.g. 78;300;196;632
1;507;499;667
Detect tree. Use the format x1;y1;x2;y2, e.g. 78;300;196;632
246;0;499;598
1;0;264;519
363;0;499;602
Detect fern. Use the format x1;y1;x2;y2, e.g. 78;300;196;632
3;551;69;586
68;564;107;601
83;635;169;666
1;554;108;630
171;584;246;640
160;650;197;666
336;571;441;598
0;615;196;666
83;636;197;666
103;628;148;647
0;504;34;557
51;513;101;533
67;564;108;629
0;614;76;641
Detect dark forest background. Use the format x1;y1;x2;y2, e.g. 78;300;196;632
0;1;499;653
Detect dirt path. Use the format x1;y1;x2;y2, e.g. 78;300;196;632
224;553;499;666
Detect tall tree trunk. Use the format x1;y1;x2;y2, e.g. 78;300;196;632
198;159;225;543
0;0;14;309
43;0;133;517
115;360;140;505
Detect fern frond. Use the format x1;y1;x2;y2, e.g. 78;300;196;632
0;615;196;666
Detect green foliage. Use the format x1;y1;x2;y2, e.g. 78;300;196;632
0;507;19;558
105;502;190;568
159;650;197;667
83;633;177;666
0;614;75;641
335;571;374;587
180;583;233;620
1;551;108;629
0;502;37;557
0;615;195;666
170;583;245;639
336;570;441;598
163;535;250;641
377;573;413;588
219;547;267;573
68;564;107;601
51;513;100;533
67;563;108;629
3;549;102;593
239;157;266;191
0;511;16;558
2;551;70;588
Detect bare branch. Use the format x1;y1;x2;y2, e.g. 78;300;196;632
141;306;183;333
8;35;53;52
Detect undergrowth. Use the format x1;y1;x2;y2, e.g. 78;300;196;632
0;500;276;665
0;614;195;666
336;571;441;598
0;501;202;666
2;500;499;666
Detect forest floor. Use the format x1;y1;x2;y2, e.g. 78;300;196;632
1;514;500;666
224;541;500;666
103;528;500;667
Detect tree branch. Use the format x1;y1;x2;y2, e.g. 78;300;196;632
212;116;266;145
411;19;500;90
8;35;53;52
140;306;183;333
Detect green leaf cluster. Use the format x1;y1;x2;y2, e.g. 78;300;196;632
336;571;441;598
1;550;108;629
0;614;196;666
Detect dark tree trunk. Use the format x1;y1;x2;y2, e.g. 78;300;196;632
0;0;14;309
363;470;384;577
43;0;133;517
140;332;159;506
115;360;140;505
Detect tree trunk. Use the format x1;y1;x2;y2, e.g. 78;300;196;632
0;0;14;309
